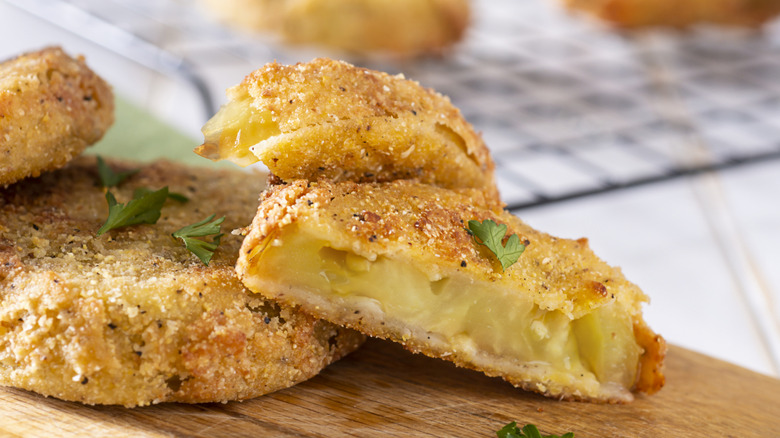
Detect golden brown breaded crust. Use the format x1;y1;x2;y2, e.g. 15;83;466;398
564;0;780;28
199;0;285;32
0;156;363;407
282;0;470;55
633;319;667;395
236;180;665;402
241;180;644;319
197;58;499;202
200;0;469;56
0;47;114;187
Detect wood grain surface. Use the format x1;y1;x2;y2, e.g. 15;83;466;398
1;339;778;437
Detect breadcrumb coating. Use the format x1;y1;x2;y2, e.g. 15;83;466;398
0;47;113;187
199;0;470;56
196;58;499;202
0;157;363;407
565;0;780;28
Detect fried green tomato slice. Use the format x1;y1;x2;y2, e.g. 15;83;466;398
199;0;470;56
0;47;114;187
196;58;499;202
565;0;780;28
0;156;363;407
236;179;666;403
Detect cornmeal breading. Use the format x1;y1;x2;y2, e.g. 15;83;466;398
199;0;469;56
196;58;499;202
564;0;780;28
0;157;363;407
200;0;284;32
0;47;114;187
280;0;470;56
236;180;665;402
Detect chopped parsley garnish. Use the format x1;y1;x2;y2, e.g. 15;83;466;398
166;192;190;203
172;214;225;266
497;422;574;438
97;187;168;236
468;219;525;271
93;160;220;266
134;187;189;203
96;155;138;188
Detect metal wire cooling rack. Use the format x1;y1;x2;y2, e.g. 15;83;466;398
9;0;780;210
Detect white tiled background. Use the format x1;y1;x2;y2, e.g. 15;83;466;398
2;0;779;377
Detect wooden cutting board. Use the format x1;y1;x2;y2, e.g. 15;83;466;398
1;339;778;437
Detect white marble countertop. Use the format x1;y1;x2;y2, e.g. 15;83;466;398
1;0;779;378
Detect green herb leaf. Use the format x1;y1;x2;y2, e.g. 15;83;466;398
496;422;574;438
497;421;523;438
134;187;189;203
468;219;526;271
97;155;138;188
172;214;225;266
521;424;543;438
166;192;190;203
97;187;168;236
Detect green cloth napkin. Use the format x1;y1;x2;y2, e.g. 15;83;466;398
87;97;232;169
